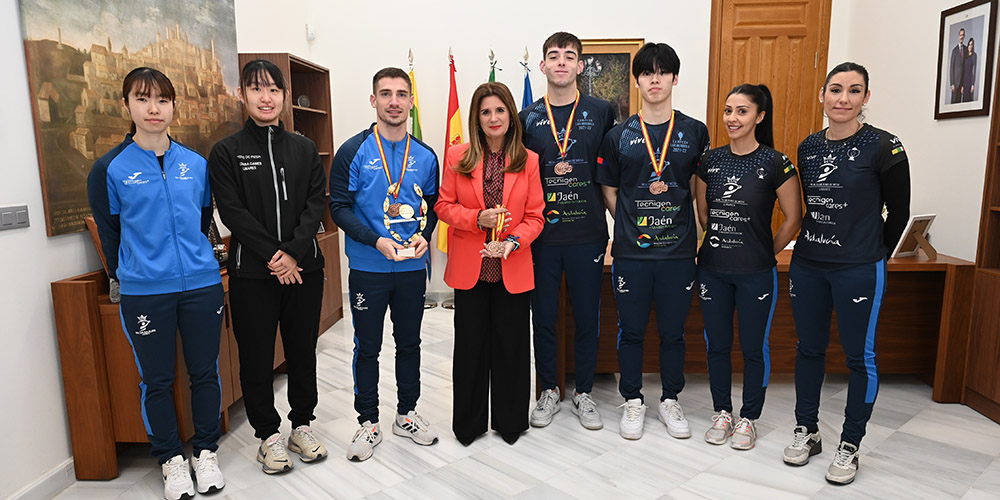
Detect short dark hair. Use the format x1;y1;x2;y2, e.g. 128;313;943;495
824;61;870;93
122;67;175;134
240;59;287;92
372;67;411;93
542;32;582;58
728;83;774;148
632;42;681;79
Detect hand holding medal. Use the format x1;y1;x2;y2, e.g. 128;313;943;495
480;204;509;258
375;124;427;259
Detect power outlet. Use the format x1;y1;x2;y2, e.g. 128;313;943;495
0;205;29;231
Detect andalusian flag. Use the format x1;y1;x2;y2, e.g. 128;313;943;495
408;67;422;140
437;52;464;253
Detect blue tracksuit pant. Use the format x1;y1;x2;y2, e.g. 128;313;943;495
698;267;777;420
790;259;887;446
612;258;696;402
530;241;607;394
118;283;224;464
349;269;426;424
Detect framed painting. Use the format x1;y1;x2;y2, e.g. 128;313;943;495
935;0;998;119
18;0;242;235
580;38;645;123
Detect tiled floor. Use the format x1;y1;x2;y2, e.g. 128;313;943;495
54;304;1000;499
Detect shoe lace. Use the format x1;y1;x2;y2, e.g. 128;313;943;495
266;437;288;458
576;393;598;414
790;428;811;449
401;413;430;431
196;452;219;474
163;459;188;484
710;411;732;429
536;390;558;411
295;426;319;446
353;424;377;444
618;401;645;421
665;401;684;421
833;444;857;468
734;418;754;436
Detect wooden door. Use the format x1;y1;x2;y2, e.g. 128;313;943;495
707;0;832;234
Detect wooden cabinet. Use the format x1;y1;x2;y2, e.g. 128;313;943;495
237;52;343;330
966;67;1000;424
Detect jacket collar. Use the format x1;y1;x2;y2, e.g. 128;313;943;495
243;117;286;144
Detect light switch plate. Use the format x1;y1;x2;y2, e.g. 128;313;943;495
0;205;29;231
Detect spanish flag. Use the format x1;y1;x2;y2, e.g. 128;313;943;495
438;52;464;253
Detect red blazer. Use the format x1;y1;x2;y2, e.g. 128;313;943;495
435;143;544;294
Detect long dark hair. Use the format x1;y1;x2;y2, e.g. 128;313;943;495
455;82;528;176
824;61;869;93
122;67;175;134
728;83;773;148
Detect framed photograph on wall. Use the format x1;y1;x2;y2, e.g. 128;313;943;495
935;0;998;119
580;39;644;123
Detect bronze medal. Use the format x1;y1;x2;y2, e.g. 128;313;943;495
649;181;668;195
486;240;505;255
554;161;572;175
386;203;401;218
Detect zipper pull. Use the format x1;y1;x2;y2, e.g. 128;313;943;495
280;167;288;200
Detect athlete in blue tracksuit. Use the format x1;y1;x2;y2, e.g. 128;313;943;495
694;84;802;451
596;43;710;441
781;63;910;486
329;68;439;462
520;31;616;430
88;67;224;499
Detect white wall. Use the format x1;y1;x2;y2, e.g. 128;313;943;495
236;0;713;294
829;0;992;261
1;0;104;496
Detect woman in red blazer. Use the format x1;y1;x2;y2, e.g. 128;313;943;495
435;82;544;446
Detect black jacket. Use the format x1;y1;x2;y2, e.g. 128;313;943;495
209;119;326;278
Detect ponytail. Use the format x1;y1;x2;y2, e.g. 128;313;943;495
728;83;774;148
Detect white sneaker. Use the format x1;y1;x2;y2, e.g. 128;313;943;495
618;398;647;440
256;433;293;474
730;417;757;450
189;450;225;494
826;441;860;485
530;387;561;427
289;425;329;462
783;426;822;466
572;392;604;430
705;410;734;445
657;398;691;438
346;421;382;462
161;455;195;500
393;411;439;445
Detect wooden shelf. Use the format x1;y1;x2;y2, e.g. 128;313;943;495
292;105;328;115
990;206;1000;213
318;152;331;157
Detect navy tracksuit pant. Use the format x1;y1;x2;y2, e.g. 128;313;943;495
349;269;426;425
229;270;324;439
612;258;696;402
530;241;606;394
790;259;887;446
698;267;777;420
118;283;224;464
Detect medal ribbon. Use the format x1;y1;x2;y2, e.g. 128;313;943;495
491;204;503;242
374;124;411;199
544;91;580;160
638;110;675;178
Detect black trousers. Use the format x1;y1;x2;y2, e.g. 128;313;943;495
452;280;530;438
229;270;324;439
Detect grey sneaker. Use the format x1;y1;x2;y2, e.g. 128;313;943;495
257;433;293;474
826;442;860;485
530;387;561;427
618;398;647;440
657;398;691;438
393;411;439;445
189;450;225;494
288;425;328;462
730;417;757;450
705;410;734;445
572;392;604;430
346;421;382;462
783;425;822;466
161;454;195;500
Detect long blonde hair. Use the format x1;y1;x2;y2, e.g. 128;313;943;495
454;82;527;176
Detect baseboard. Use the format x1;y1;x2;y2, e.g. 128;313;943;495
7;458;74;500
